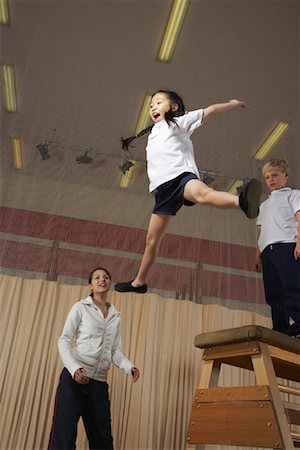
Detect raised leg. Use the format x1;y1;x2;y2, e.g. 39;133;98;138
184;179;239;208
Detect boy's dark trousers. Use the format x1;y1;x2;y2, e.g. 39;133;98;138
261;242;300;336
48;368;114;450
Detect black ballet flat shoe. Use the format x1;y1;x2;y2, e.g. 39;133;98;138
114;280;148;294
239;178;262;219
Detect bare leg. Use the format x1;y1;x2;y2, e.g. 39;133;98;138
131;214;172;287
184;179;239;208
115;178;261;293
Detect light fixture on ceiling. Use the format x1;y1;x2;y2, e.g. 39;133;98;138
158;0;190;62
76;150;94;164
1;63;17;112
119;155;137;189
10;137;23;169
0;0;10;25
119;159;135;174
135;94;152;135
36;129;56;160
228;179;244;194
203;173;215;186
119;159;136;189
36;143;51;160
254;121;289;161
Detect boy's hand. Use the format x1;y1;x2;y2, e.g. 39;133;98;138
294;243;300;260
255;249;262;272
255;259;262;272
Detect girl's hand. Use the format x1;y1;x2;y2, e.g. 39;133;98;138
294;243;300;260
131;367;140;382
229;99;250;109
74;368;90;384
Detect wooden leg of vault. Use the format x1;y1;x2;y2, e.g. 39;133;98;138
189;358;222;450
198;358;221;389
251;342;295;449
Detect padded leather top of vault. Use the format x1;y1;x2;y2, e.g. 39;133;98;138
194;325;300;354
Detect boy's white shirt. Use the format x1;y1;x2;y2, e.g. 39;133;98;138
58;296;134;381
256;187;300;252
146;109;204;192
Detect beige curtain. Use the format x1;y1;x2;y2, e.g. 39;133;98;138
0;274;273;450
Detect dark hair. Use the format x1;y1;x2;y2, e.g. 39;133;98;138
121;89;185;151
88;267;111;284
153;89;185;122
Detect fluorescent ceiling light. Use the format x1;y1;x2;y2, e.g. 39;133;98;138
1;64;17;112
0;0;10;25
158;0;190;62
135;95;152;135
119;160;136;189
10;137;23;169
119;94;152;188
228;179;243;194
254;121;289;161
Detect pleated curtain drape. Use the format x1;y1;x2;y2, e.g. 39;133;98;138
0;274;273;450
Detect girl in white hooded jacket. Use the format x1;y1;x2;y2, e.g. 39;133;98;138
48;267;139;450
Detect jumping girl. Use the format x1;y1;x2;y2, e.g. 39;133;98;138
115;89;262;294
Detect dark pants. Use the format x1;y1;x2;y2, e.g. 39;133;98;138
261;243;300;336
48;368;114;450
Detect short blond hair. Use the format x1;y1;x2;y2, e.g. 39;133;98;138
262;158;290;176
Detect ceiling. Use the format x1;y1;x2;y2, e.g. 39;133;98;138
1;0;299;200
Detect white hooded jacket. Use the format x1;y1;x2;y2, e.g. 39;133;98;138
58;296;134;382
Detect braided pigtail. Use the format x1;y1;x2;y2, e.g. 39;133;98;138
121;89;185;149
121;124;154;151
164;109;183;125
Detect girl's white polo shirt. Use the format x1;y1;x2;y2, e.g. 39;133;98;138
146;109;204;192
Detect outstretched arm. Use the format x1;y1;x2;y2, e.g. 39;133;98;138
203;99;249;122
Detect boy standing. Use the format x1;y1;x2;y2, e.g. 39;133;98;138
255;158;300;337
